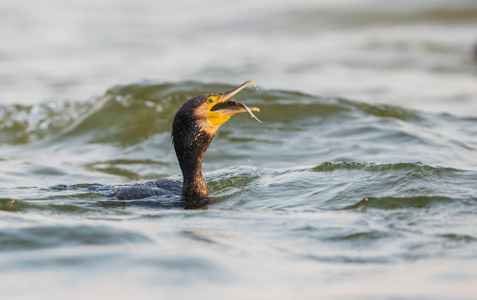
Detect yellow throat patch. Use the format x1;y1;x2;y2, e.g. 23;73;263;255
206;96;232;127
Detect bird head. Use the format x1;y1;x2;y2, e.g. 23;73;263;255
172;81;260;140
192;81;260;135
205;81;260;127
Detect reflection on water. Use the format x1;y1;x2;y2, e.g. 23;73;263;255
1;0;477;299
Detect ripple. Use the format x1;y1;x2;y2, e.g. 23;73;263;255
312;161;459;173
0;225;151;252
344;196;457;210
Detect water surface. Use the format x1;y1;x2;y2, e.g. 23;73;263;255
1;0;477;299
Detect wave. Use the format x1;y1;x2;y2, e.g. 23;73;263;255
201;161;476;211
312;161;459;173
310;161;476;210
344;195;463;210
1;81;476;195
1;160;475;213
0;99;96;145
0;81;438;146
0;223;151;252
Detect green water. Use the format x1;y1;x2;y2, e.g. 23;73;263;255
1;0;477;299
1;81;476;299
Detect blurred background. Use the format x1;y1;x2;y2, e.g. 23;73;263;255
1;1;477;299
1;0;476;114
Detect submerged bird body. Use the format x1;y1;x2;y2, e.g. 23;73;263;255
55;82;260;202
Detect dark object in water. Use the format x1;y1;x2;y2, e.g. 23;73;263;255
52;81;260;204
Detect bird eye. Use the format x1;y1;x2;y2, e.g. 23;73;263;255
207;98;214;104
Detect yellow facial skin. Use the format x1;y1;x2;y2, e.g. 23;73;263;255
206;95;233;127
204;81;259;128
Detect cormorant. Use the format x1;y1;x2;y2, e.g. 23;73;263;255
56;81;260;203
169;81;260;197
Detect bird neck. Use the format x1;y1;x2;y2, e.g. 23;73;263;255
173;128;215;197
181;157;208;197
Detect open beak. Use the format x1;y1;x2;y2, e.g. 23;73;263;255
210;81;261;123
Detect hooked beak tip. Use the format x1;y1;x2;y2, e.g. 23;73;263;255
221;81;257;101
